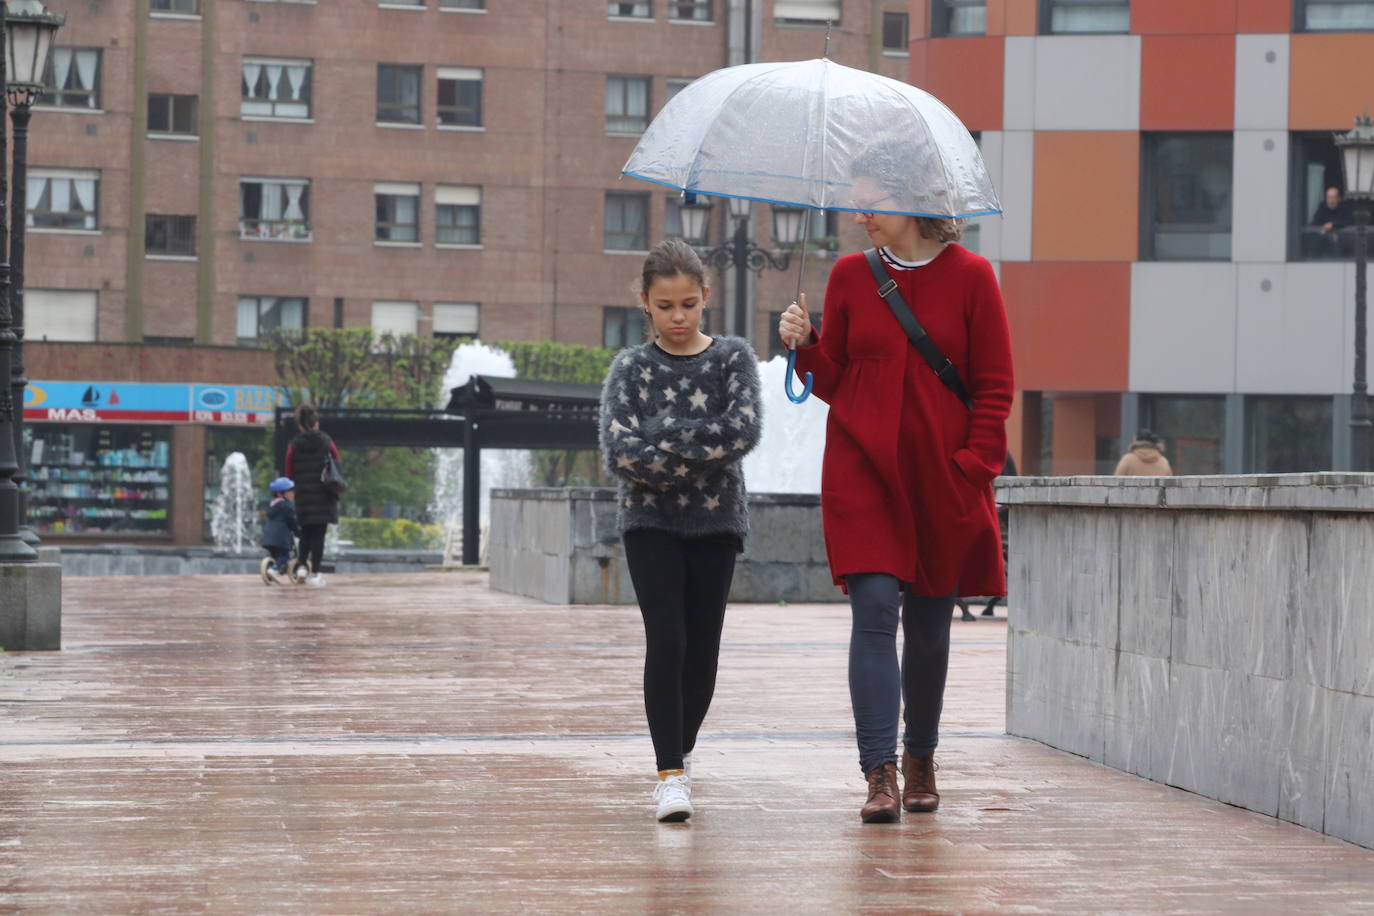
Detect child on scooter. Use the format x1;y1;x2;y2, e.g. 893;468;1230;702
260;477;299;585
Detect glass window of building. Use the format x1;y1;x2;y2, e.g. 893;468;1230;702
1296;0;1374;31
377;64;422;124
930;0;986;36
882;11;909;51
1140;394;1225;474
41;48;100;109
436;185;481;245
603;306;647;348
774;0;841;26
434;303;480;340
1141;133;1233;261
151;0;198;12
665;194;685;238
25;289;97;342
237;296;306;345
441;0;485;8
375;183;421;243
605;192;649;250
606;75;650;134
148;93;198;135
242;59;312;119
664;78;692;107
670;0;712;21
146;214;196;257
1291;131;1354;260
27;169;99;231
1244;396;1334;473
437;67;482;127
25;425;173;537
609;1;651;17
239;177;311;241
1040;0;1130;34
372;300;420;337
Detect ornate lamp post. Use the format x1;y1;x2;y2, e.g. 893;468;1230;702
679;195;807;340
1335;112;1374;472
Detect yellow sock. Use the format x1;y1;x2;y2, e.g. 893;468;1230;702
658;768;685;780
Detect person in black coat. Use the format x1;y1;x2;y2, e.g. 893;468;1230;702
261;476;299;583
284;403;342;586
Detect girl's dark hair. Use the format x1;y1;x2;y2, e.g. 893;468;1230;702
641;237;706;297
296;403;319;430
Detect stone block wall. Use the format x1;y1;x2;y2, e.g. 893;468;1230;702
999;473;1374;850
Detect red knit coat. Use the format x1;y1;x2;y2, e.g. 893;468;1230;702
794;244;1014;597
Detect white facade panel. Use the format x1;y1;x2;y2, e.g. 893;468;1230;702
1003;37;1036;131
1235;264;1345;394
1234;34;1290;131
972;130;1004;261
1130;263;1237;393
1032;36;1140;131
999;130;1034;262
1231;131;1289;263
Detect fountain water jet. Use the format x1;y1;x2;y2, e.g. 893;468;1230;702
210;452;257;553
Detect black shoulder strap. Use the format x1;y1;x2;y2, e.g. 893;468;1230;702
864;247;974;411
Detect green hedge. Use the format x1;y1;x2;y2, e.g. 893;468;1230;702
338;517;445;551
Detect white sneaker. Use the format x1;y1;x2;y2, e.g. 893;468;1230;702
266;567;287;585
653;773;693;823
683;752;694;780
306;574;326;588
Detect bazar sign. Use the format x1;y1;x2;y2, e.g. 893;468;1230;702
24;381;289;425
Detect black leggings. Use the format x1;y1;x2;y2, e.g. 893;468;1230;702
622;528;738;772
300;524;328;575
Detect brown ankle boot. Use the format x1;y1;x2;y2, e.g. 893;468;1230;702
860;762;900;823
901;752;939;812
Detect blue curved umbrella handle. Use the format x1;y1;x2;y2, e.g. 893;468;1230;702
785;346;813;404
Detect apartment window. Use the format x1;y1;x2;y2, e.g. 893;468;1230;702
664;79;692;107
26;290;97;342
437;67;482;127
238;296;306;345
609;2;651;17
605;192;649;250
665;194;685;238
1140;395;1225;475
931;0;985;36
242;59;312;119
240;178;310;241
1040;0;1130;34
434;302;480;340
1297;0;1374;31
28;169;98;231
1142;133;1232;261
882;12;909;50
436;185;481;245
775;0;841;26
1292;132;1355;260
151;0;199;12
148;93;197;135
603;306;647;348
670;0;712;21
383;0;424;5
375;183;421;243
146;214;196;256
41;48;100;109
606;76;650;133
798;209;839;252
1245;397;1333;473
372;301;420;337
441;0;485;8
378;64;422;124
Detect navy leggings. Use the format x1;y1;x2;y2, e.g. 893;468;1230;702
300;524;327;574
623;528;738;772
846;573;955;774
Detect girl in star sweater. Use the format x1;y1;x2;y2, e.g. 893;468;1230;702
598;238;762;823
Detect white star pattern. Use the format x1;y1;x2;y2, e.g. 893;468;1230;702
733;438;748;450
704;445;727;460
679;429;696;443
678;493;691;508
662;387;677;403
616;456;638;470
638;386;649;401
640;367;653;382
704;495;721;510
688;389;708;411
628;415;640;429
673;464;690;477
693;477;708;490
608;419;630;438
706;422;722;435
679;376;693;390
740;405;756;419
642;492;656;507
662;416;675;427
647;456;667;475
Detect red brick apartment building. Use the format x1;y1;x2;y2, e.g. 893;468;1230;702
21;0;910;544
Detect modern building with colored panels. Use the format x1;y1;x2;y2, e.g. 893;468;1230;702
911;0;1374;475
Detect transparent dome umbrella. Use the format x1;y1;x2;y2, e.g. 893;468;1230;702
621;57;1001;403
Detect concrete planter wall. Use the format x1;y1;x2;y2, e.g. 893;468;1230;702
56;546;444;577
998;473;1374;850
488;487;839;605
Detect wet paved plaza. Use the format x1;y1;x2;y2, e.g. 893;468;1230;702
4;572;1374;913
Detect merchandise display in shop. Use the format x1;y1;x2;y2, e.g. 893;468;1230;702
24;425;173;536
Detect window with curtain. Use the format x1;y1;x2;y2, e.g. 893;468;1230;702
603;306;647;348
371;301;420;337
26;290;98;342
433;303;480;340
242;58;312;119
146;214;196;256
605;192;649;250
609;1;652;17
151;0;199;12
41;48;100;109
378;64;422;124
239;178;311;241
882;12;909;50
1041;0;1130;33
148;93;198;135
670;0;712;21
437;67;482;127
1297;0;1374;31
375;183;421;243
441;0;486;8
606;75;650;133
930;0;986;36
436;185;481;245
28;169;99;231
774;0;841;25
237;296;306;345
1142;133;1233;260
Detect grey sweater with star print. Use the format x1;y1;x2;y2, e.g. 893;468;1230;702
599;336;763;541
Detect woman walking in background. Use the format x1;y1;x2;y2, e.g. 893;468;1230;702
285;403;342;587
599;238;762;823
1114;429;1174;476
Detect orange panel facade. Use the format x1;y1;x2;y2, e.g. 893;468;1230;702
1002;0;1037;35
1132;0;1237;35
1140;35;1235;130
1289;34;1374;129
909;38;1004;130
1236;0;1292;33
1000;262;1131;393
1031;131;1140;262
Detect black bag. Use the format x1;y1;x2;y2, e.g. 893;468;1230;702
320;442;349;496
863;247;974;411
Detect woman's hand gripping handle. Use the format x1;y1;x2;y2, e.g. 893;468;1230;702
778;294;814;404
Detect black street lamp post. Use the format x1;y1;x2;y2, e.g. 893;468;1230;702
680;196;806;340
1336;112;1374;472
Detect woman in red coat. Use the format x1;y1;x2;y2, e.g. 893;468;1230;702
778;154;1014;823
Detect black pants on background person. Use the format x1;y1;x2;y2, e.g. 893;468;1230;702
622;528;739;773
300;524;328;575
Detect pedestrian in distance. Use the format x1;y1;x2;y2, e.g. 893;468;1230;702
598;237;763;823
285;403;343;587
260;476;300;586
1114;429;1174;476
777;140;1015;823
